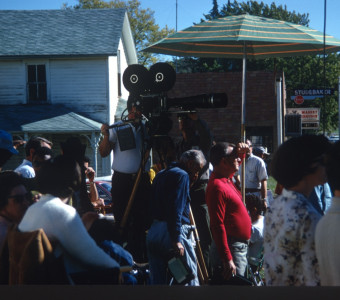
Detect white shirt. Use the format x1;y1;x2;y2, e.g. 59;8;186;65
18;194;119;274
315;196;340;286
239;154;268;189
109;121;150;174
14;159;35;178
248;216;264;259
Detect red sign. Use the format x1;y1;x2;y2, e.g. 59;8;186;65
294;95;304;104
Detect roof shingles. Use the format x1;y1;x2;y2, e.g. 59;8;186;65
0;104;101;133
0;8;126;57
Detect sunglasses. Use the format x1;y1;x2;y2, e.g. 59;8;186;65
7;192;31;203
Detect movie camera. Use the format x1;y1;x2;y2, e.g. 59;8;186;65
122;62;228;135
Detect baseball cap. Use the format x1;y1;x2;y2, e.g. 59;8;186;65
0;130;18;155
254;146;270;156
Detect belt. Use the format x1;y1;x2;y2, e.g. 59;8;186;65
245;188;261;193
227;236;250;245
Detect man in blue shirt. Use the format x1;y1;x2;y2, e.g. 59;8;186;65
146;149;206;285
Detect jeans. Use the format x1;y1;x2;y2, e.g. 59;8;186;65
146;220;199;286
210;238;248;277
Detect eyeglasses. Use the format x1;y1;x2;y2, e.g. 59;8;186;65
7;192;31;203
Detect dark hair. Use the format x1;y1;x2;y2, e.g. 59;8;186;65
325;140;340;192
60;137;86;164
271;135;331;188
245;194;267;215
210;142;235;166
36;155;81;199
0;171;25;210
83;155;90;164
0;149;13;168
25;136;52;157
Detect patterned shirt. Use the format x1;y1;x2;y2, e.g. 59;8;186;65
264;188;321;286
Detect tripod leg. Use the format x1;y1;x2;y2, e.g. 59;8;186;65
189;206;209;284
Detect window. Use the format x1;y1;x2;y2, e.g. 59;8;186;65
27;64;47;102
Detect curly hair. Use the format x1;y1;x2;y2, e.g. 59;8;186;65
245;193;267;215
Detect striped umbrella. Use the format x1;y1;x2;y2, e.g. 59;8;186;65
143;13;340;138
143;13;340;202
143;13;340;59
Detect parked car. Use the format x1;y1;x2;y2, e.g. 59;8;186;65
328;135;339;143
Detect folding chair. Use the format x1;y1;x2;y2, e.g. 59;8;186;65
247;254;265;286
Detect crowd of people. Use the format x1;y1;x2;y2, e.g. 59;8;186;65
0;100;340;286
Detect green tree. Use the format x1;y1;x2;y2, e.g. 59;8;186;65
204;0;220;20
175;0;340;133
66;0;175;66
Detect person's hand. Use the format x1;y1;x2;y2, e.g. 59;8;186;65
173;242;185;256
101;124;110;137
222;259;237;280
96;198;105;207
85;166;95;181
81;211;99;231
236;142;250;155
13;139;26;149
31;192;42;203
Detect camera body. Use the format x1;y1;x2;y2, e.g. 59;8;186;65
123;63;228;135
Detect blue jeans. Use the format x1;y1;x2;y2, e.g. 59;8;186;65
146;220;199;286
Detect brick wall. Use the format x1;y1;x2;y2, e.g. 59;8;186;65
166;71;284;150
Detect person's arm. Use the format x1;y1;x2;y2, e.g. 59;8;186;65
257;158;268;199
167;172;189;255
206;186;236;279
98;124;115;158
85;166;99;204
261;179;268;199
54;205;120;269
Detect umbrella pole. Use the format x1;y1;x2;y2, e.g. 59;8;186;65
241;43;246;204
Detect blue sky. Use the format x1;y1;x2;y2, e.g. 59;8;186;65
0;0;339;38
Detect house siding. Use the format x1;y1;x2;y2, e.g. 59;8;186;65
50;58;108;123
0;60;26;104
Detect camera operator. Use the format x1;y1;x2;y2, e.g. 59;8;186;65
176;112;213;274
99;98;151;263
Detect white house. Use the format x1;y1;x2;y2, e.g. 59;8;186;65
0;8;138;175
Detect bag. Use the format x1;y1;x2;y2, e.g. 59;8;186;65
167;252;195;285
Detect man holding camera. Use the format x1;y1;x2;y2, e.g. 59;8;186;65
99;99;151;263
176;112;213;273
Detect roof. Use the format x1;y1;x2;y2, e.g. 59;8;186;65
0;104;101;133
0;8;127;58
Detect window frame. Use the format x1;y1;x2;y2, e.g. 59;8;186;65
25;61;49;104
